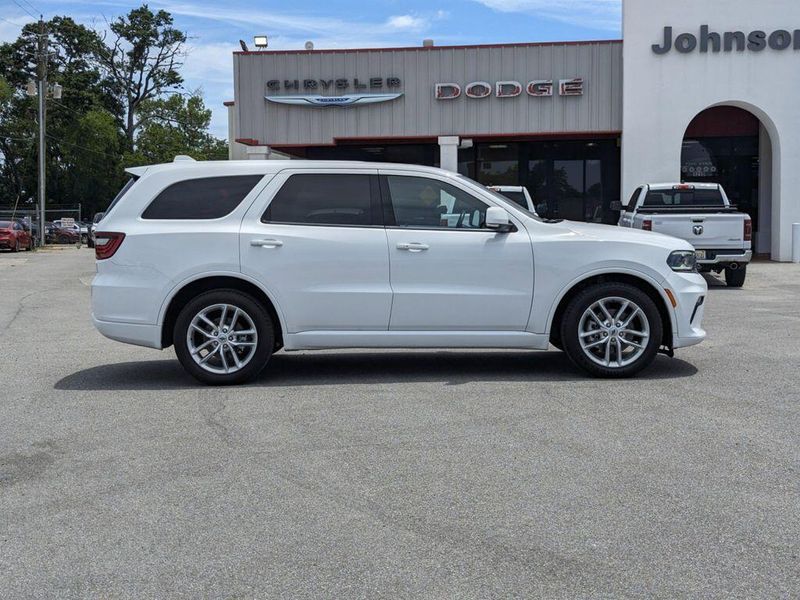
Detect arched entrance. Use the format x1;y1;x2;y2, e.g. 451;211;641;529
681;105;774;256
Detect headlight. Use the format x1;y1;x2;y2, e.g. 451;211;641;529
667;250;697;272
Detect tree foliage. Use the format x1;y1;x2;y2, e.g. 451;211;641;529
0;6;226;216
97;5;187;151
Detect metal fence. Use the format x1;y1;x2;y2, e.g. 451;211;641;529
0;204;86;246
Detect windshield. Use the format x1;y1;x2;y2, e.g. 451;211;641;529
455;175;543;221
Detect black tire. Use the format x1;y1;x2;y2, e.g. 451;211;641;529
561;282;663;378
57;235;70;244
174;289;274;385
724;266;746;288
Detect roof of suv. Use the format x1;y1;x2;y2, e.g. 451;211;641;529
126;159;454;178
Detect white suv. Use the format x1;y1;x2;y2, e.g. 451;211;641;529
92;159;707;384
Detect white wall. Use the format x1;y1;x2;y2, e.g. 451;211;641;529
622;0;800;260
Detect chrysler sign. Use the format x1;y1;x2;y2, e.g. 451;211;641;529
653;25;800;54
265;76;403;108
266;93;403;107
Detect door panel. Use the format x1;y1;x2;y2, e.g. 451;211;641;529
240;169;391;333
386;229;534;330
380;171;534;331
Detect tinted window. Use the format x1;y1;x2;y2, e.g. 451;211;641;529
643;188;724;207
387;176;489;229
263;174;374;226
106;177;138;216
142;175;262;220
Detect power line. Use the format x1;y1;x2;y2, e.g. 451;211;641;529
18;0;40;16
8;0;37;20
45;133;120;160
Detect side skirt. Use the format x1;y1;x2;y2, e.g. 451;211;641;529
283;330;550;351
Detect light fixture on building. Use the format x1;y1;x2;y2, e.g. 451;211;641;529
423;39;434;47
305;41;314;51
253;35;269;48
239;39;249;52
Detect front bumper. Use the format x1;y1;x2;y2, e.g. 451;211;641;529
663;270;708;349
697;249;752;265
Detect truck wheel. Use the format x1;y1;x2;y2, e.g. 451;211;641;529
724;265;746;288
561;282;662;378
174;289;274;385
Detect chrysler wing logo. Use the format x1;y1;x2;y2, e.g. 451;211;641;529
265;93;403;107
693;225;704;236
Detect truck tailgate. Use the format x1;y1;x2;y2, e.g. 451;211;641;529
643;213;745;249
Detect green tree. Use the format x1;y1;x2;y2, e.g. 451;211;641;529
97;5;187;152
0;17;124;212
0;6;226;216
128;93;227;165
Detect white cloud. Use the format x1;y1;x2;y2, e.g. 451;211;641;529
385;15;428;31
473;0;621;31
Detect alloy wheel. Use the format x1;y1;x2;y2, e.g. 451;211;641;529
578;296;650;368
186;303;258;375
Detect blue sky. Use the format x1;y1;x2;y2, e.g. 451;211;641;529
1;1;622;138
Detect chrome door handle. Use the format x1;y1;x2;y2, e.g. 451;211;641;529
251;238;283;248
396;242;429;252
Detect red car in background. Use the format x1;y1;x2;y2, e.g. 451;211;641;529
0;220;34;252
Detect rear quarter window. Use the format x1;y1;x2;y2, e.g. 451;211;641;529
142;175;263;220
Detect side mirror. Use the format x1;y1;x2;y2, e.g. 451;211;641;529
485;206;513;232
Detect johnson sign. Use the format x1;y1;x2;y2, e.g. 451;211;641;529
435;79;583;100
652;25;800;54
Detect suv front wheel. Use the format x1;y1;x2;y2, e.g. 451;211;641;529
561;283;662;378
174;289;274;385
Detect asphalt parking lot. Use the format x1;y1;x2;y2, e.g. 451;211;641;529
1;247;798;598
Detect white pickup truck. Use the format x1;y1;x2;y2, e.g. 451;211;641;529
488;186;539;215
619;183;752;287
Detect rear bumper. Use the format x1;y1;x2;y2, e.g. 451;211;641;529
91;314;162;349
697;249;752;265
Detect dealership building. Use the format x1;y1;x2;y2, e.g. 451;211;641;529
226;0;800;261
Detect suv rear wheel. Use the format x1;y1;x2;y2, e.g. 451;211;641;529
174;289;274;385
561;283;662;378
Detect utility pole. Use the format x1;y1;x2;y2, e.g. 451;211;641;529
36;16;47;247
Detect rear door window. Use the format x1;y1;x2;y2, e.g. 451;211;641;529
142;175;263;220
262;173;378;226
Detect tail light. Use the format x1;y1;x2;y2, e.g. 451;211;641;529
743;219;752;242
94;232;125;260
642;219;652;231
